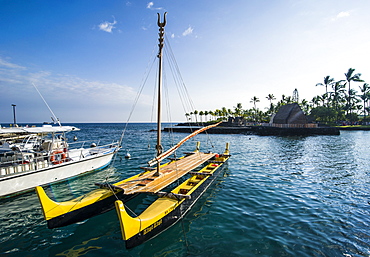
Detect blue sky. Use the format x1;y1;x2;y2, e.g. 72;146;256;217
1;0;370;123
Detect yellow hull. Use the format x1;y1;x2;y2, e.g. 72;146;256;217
36;143;203;228
36;171;147;222
115;143;230;248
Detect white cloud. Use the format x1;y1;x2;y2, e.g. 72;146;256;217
331;11;350;21
0;56;149;122
146;2;162;10
337;11;350;18
0;57;26;70
0;60;136;103
98;18;117;33
182;26;193;36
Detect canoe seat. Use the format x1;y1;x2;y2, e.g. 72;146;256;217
179;188;190;194
156;191;191;200
189;171;213;176
206;160;225;164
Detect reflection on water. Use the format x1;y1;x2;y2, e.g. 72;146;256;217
1;124;370;256
55;237;102;257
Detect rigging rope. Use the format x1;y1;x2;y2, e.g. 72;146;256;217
163;35;217;152
105;43;158;186
32;83;61;126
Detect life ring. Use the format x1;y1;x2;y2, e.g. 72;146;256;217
50;150;67;164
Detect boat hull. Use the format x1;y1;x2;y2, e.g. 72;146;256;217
123;159;228;249
46;191;137;229
36;151;194;229
0;150;116;198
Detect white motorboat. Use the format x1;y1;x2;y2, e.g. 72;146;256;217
0;125;120;198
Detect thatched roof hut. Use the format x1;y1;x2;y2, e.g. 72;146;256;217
272;103;308;124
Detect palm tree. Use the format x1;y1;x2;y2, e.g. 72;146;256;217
345;89;361;120
285;96;293;104
214;109;221;120
242;109;252;121
199;111;204;122
185;113;190;121
300;99;310;114
250;96;260;110
250;96;260;122
253;109;264;123
311;96;322;108
280;94;286;105
233;103;243;117
330;80;346;121
193;110;198;123
221;107;228;121
321;93;330;107
344;68;364;115
266;94;276;113
359;83;370;120
228;109;232;118
209;110;214;121
204;110;209;121
316;76;334;94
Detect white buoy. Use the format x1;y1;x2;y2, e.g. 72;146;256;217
125;152;131;159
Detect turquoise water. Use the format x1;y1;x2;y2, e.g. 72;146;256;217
1;123;369;256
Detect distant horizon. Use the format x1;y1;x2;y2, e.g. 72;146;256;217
0;121;186;125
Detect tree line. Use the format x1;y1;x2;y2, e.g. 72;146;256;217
185;68;369;125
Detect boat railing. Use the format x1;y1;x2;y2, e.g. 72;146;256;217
67;139;117;150
64;140;119;162
0;152;49;176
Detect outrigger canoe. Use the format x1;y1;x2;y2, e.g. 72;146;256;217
114;13;230;249
36;141;211;229
37;14;231;251
115;143;230;249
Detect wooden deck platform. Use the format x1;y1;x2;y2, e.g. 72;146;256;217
114;152;216;194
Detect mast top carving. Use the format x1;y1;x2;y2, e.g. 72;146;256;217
157;12;167;28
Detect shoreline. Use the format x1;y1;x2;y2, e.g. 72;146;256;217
164;124;341;136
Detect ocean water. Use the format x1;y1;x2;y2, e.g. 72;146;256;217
0;123;369;256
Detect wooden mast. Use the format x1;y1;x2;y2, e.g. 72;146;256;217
155;12;167;176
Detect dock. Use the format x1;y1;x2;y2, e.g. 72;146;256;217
164;125;340;136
